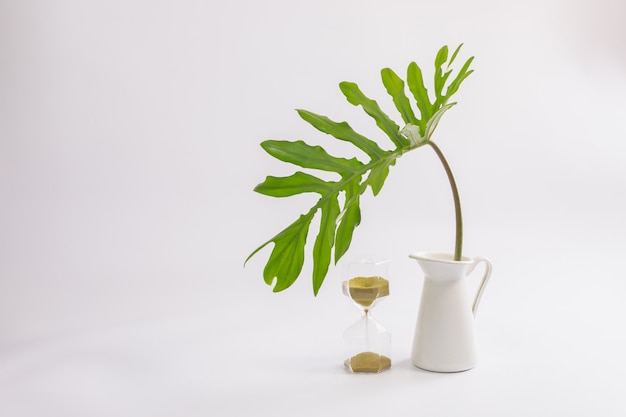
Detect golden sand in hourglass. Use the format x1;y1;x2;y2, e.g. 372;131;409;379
347;276;389;307
347;351;392;373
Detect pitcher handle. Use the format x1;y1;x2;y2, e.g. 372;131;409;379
467;257;493;316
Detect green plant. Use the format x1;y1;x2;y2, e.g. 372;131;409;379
246;44;474;295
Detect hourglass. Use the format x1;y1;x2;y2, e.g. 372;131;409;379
342;258;391;373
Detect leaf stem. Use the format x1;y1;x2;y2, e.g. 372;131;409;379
427;141;463;261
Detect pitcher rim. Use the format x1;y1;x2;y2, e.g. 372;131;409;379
409;251;473;264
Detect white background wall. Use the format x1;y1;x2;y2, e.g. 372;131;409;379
1;0;625;353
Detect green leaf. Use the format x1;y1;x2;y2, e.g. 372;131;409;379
434;46;448;96
434;45;452;105
367;152;396;196
433;69;453;110
434;45;449;70
261;140;363;176
444;56;474;101
424;102;456;141
381;68;418;125
400;123;424;148
312;195;341;294
335;201;360;264
248;45;475;294
254;172;334;197
296;110;385;160
246;211;314;292
339;82;408;148
251;142;401;294
334;178;364;263
407;62;432;127
448;43;464;68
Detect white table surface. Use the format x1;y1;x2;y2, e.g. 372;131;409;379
2;244;625;417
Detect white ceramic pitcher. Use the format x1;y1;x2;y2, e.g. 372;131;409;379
409;252;493;372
